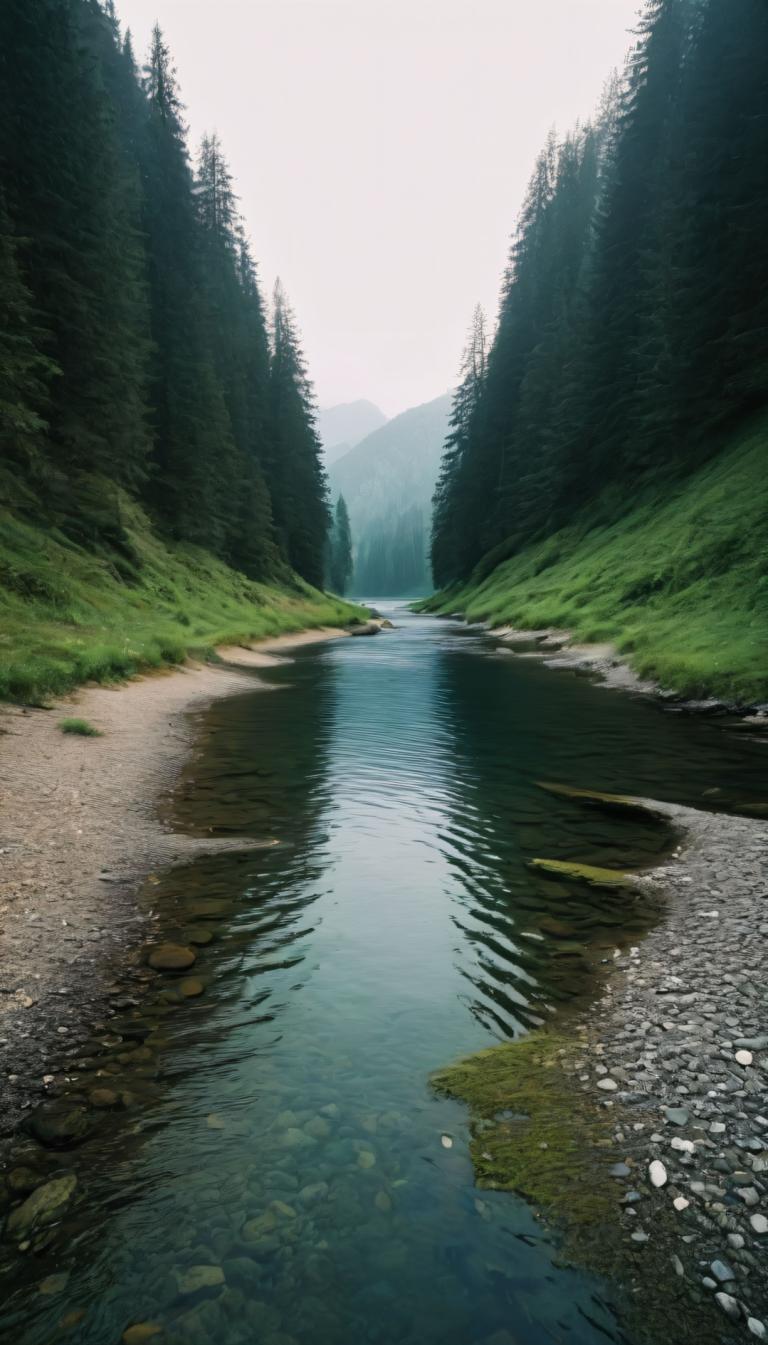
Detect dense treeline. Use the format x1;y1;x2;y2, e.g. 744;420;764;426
0;0;329;588
432;0;768;588
354;507;431;597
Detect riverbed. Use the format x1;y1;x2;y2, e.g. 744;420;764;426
1;607;766;1345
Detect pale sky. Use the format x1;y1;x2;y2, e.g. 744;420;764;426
118;0;641;417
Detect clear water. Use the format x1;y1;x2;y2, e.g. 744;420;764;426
2;608;766;1345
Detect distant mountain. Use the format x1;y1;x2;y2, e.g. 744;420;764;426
317;400;387;464
328;392;451;597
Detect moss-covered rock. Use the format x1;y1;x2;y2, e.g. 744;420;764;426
529;858;635;887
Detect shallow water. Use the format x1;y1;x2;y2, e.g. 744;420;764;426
2;608;766;1345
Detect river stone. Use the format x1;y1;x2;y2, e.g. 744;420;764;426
715;1293;740;1322
597;1078;618;1091
179;978;205;998
750;1213;768;1234
186;927;215;947
280;1127;315;1150
39;1272;69;1295
7;1174;77;1239
173;1264;225;1297
304;1116;331;1139
735;1050;754;1066
711;1259;735;1283
26;1103;96;1149
673;1196;690;1211
122;1326;163;1345
89;1088;121;1109
8;1167;45;1195
357;1150;376;1169
748;1320;767;1341
665;1107;689;1126
299;1182;328;1205
147;944;196;972
649;1160;667;1188
374;1191;392;1212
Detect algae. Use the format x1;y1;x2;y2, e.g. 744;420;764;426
529;858;635;887
537;781;666;824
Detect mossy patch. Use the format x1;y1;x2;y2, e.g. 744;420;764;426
529;858;635;887
537;781;667;825
433;1030;616;1234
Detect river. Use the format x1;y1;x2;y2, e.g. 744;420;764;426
2;607;765;1345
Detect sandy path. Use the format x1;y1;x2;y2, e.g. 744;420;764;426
0;628;347;1134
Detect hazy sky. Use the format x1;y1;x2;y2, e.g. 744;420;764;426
118;0;640;417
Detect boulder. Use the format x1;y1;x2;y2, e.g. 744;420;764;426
7;1174;77;1239
26;1103;96;1149
349;621;381;637
147;944;197;972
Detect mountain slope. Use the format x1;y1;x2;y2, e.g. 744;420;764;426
318;400;387;464
328;393;451;596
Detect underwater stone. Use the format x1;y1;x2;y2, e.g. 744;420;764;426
7;1174;77;1239
147;944;196;972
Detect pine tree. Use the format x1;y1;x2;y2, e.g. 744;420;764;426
431;304;488;586
267;281;330;587
328;495;353;594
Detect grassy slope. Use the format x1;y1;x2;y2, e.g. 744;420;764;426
0;496;363;702
426;417;768;703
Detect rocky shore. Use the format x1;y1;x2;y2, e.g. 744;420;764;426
0;629;348;1138
558;796;768;1338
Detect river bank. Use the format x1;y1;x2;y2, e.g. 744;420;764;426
0;629;349;1137
437;790;768;1342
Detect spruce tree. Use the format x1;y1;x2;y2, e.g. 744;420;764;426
328;495;353;594
267;281;330;587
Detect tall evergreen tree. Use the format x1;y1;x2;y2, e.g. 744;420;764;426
328;494;353;594
267;281;330;587
431;304;488;586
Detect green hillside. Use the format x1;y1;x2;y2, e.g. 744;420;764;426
0;495;361;704
424;418;768;704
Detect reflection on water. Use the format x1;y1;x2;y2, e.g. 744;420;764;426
2;608;766;1345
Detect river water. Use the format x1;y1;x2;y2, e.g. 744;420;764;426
2;608;766;1345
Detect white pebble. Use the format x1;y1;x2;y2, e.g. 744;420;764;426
671;1137;695;1153
649;1160;667;1188
750;1213;768;1234
441;1134;453;1149
748;1320;767;1341
736;1050;754;1067
673;1196;690;1211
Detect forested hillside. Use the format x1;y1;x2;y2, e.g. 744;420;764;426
0;0;348;699
329;394;450;596
429;0;767;701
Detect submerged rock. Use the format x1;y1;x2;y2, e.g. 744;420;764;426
147;943;196;972
7;1174;77;1239
26;1103;96;1149
173;1264;225;1297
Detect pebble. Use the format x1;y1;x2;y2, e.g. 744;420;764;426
649;1160;667;1188
715;1293;741;1323
736;1050;754;1067
597;1078;618;1091
664;1107;689;1126
673;1196;689;1212
748;1320;767;1341
750;1214;768;1234
710;1259;735;1284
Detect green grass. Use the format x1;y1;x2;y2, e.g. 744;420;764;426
0;493;365;703
58;717;102;736
423;416;768;703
